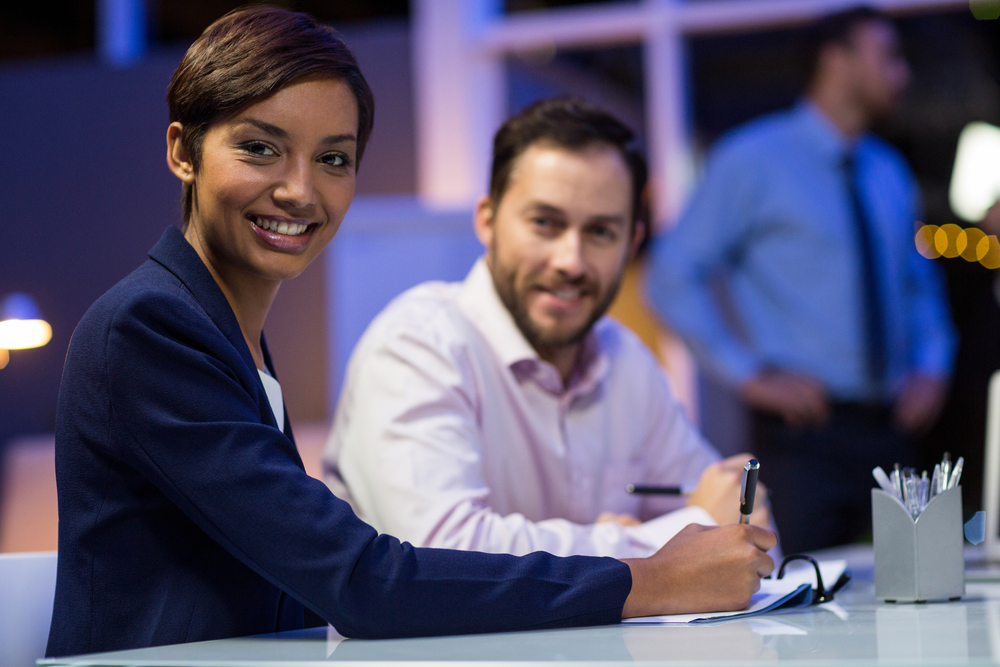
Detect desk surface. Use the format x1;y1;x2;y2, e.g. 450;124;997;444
40;546;1000;667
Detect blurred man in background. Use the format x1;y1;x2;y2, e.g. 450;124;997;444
648;8;955;553
325;97;770;558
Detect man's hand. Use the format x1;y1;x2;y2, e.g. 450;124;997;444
687;454;771;527
597;511;642;527
739;370;830;428
893;373;948;435
621;523;776;618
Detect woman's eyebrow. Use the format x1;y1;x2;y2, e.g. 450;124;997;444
233;118;356;147
234;117;289;138
320;133;357;147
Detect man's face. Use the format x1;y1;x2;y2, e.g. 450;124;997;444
474;142;638;358
843;20;911;119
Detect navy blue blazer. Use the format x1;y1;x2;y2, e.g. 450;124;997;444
47;227;632;657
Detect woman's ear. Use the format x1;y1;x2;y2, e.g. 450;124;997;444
166;122;195;184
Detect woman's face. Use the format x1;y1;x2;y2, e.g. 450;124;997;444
169;76;358;286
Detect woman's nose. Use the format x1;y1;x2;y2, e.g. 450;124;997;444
274;158;315;209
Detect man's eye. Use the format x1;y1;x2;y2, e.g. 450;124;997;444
590;226;617;241
242;142;275;157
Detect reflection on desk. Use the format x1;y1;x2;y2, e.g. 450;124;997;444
40;546;1000;666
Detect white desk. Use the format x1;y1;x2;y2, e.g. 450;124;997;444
40;546;1000;666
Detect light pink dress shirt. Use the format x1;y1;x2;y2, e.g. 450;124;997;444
324;259;721;558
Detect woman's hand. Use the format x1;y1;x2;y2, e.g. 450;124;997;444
620;523;776;618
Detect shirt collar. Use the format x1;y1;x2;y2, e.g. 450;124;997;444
455;258;611;395
795;99;859;163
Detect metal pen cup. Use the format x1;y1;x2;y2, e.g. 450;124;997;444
872;486;965;603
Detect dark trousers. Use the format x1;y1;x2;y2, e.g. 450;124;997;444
752;403;913;554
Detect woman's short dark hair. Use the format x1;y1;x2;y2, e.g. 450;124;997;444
167;5;375;223
489;97;648;228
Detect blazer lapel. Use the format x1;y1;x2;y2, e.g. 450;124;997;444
147;226;289;437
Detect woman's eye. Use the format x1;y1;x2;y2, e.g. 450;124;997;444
321;153;349;168
242;141;275;157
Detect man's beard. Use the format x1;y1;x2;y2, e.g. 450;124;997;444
489;247;624;357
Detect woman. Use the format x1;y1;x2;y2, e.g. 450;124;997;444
47;5;774;657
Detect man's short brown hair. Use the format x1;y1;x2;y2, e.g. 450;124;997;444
489;97;647;228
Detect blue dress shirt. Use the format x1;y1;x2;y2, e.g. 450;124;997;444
47;226;631;657
648;102;955;401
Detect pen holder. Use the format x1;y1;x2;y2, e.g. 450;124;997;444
872;486;965;603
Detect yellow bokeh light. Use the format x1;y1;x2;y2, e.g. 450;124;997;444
961;227;987;262
0;348;8;370
0;319;52;350
936;223;964;258
978;235;1000;270
915;225;940;259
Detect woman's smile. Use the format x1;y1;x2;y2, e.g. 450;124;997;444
249;215;312;237
248;214;320;252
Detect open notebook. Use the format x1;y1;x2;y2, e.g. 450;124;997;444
623;559;848;625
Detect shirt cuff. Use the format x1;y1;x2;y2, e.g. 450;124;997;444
625;506;718;554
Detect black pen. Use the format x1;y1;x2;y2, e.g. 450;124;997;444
625;484;695;495
739;459;760;525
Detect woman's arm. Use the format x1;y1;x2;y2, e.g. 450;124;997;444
104;287;632;638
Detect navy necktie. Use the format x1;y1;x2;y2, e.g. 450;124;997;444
842;153;887;387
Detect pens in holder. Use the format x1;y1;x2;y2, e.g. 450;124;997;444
941;453;951;494
872;454;963;519
949;457;964;489
872;466;895;495
739;459;759;525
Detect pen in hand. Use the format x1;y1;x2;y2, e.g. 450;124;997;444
739;459;760;525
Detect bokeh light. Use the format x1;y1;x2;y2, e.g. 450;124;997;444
915;223;1000;269
0;348;8;370
0;319;52;350
936;223;965;258
978;235;1000;269
950;121;1000;221
915;225;940;259
960;227;987;262
970;0;1000;20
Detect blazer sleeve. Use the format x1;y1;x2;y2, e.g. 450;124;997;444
104;288;632;639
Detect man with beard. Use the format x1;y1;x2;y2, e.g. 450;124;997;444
324;97;769;557
648;8;955;553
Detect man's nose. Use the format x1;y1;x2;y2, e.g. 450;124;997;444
550;231;585;278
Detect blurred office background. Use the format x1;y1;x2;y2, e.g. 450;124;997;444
1;0;998;552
